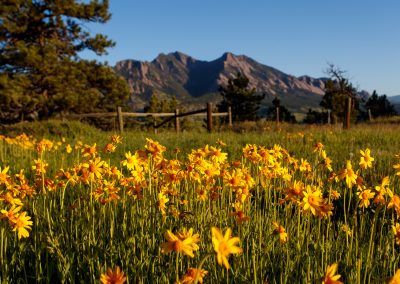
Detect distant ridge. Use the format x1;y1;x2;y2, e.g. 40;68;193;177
114;52;329;114
388;95;400;113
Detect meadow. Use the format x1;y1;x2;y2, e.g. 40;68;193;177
1;120;400;283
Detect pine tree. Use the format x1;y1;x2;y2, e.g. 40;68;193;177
0;0;129;123
320;64;359;124
217;72;265;121
365;90;397;118
267;97;296;123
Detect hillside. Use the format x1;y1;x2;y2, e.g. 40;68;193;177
114;52;329;114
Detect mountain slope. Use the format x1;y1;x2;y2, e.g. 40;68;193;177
114;52;328;113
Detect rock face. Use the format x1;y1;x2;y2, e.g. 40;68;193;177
114;51;328;113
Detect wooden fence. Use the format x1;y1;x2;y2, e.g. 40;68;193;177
68;103;232;133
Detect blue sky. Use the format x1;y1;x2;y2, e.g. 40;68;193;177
81;0;400;96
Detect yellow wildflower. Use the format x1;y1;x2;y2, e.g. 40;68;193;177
359;148;374;169
160;229;199;258
357;189;375;208
100;266;127;284
272;221;288;244
322;263;343;284
211;227;242;269
176;268;208;284
338;160;357;188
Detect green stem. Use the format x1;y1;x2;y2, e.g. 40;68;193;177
175;252;180;283
194;254;212;284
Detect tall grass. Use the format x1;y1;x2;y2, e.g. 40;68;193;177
0;121;400;283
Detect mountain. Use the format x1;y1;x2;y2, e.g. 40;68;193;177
388;95;400;104
114;51;329;114
388;95;400;113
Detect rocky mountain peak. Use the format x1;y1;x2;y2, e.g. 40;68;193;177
114;51;329;113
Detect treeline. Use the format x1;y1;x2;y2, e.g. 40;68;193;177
214;68;397;125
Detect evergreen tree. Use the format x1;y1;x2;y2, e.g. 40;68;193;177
365;90;397;118
303;109;328;124
217;72;265;121
0;0;129;123
144;93;178;128
320;64;359;123
144;94;178;113
266;97;296;123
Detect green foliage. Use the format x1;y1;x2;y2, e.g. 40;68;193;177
144;94;178;113
266;97;296;123
320;64;360;123
303;109;329;124
0;119;103;139
365;90;397;118
143;94;179;128
0;0;129;123
217;72;265;121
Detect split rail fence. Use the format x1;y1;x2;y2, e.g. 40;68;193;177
68;103;232;133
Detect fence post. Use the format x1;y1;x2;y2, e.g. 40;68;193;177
117;106;124;133
175;109;180;132
153;116;157;134
228;106;233;128
368;109;372;122
327;109;331;125
207;102;213;132
344;97;351;129
276;107;280;124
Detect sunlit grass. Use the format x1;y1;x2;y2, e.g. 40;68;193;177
0;121;400;283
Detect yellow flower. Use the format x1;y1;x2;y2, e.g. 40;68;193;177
300;186;323;216
321;150;333;172
242;144;261;163
103;143;116;153
272;221;288;244
0;192;23;206
65;144;72;154
32;159;48;175
176;268;208;284
81;157;106;181
281;180;304;204
145;138;166;157
111;134;122;144
100;266;127;284
12;211;33;239
81;143;98;158
0;166;10;185
389;269;400;284
392;223;400;245
313;142;324;154
322;263;343;284
299;158;312;172
357;189;375;208
329;189;341;200
338;160;358;188
231;210;250;225
176;228;200;251
216;139;226;147
341;224;353;237
157;192;169;215
1;205;22;224
394;163;400;176
121;151;141;171
388;195;400;217
211;227;242;269
359;148;374;169
160;229;199;258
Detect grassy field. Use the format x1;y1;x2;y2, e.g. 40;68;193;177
1;120;400;283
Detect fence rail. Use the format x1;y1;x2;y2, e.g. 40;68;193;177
68;103;232;133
